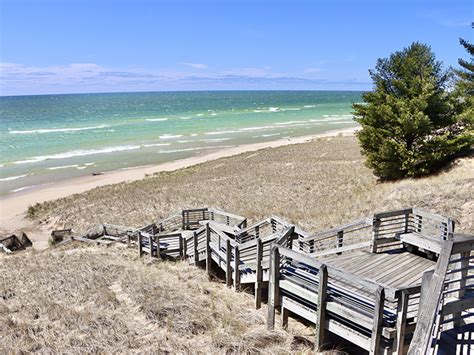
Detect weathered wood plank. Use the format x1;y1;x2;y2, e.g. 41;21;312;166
408;240;454;355
369;286;385;355
315;264;328;351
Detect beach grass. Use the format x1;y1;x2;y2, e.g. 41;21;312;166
28;135;473;235
0;243;315;353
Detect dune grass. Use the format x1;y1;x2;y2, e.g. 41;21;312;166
0;243;318;353
29;135;473;234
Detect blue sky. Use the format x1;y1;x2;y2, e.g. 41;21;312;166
0;0;472;96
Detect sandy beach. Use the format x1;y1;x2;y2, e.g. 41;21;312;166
0;127;357;245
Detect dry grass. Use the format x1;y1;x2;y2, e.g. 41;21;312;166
30;135;474;234
0;243;317;353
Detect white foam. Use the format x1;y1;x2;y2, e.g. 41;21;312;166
160;145;232;154
202;137;232;142
211;113;217;116
190;133;198;137
11;185;36;193
260;133;281;137
180;116;192;120
84;162;95;166
9;125;108;134
196;113;204;117
240;125;275;131
77;166;88;170
13;145;141;165
205;130;239;135
142;143;172;147
274;120;307;125
48;164;79;170
304;105;316;108
268;107;280;112
177;140;195;143
0;174;27;182
146;118;168;122
159;134;183;139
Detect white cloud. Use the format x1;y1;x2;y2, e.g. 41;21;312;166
0;61;371;95
178;62;208;69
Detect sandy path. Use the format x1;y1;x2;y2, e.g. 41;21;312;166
0;127;356;248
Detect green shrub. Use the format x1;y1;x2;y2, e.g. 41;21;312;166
353;42;472;179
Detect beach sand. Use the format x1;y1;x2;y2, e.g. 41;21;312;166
0;127;357;248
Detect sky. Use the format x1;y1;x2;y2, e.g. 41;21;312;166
0;0;472;96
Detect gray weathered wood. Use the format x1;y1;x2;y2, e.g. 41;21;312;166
149;234;154;258
138;231;143;257
205;223;212;275
371;218;381;253
394;290;409;355
315;264;328;351
408;240;453;355
183;237;187;260
226;239;232;287
255;238;263;309
267;246;279;330
234;245;241;290
193;231;199;264
369;286;385;355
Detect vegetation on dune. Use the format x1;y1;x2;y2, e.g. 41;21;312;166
0;244;316;353
26;136;473;236
353;42;473;180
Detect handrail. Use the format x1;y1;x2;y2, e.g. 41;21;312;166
408;239;454;355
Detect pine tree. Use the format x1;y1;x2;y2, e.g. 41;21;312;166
453;38;474;124
352;42;472;179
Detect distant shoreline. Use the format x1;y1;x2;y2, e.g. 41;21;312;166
0;127;357;234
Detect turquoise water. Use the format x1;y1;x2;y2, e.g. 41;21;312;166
0;91;361;195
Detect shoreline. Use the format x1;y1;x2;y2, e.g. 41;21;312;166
0;127;356;237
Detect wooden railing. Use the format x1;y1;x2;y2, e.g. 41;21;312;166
371;208;455;254
267;231;401;353
408;234;474;354
298;217;373;256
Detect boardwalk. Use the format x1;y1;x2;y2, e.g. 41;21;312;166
61;207;473;354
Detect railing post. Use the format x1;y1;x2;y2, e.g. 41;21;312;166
336;230;343;255
226;239;232;287
138;231;143;257
370;286;385;355
205;223;212;276
450;251;468;328
182;210;186;230
255;238;263;309
182;237;187;260
315;264;328;351
149;234;154;258
404;211;410;233
233;245;241;290
371;217;381;253
127;233;131;247
267;245;280;330
193;231;199;265
418;270;434;319
155;234;161;259
179;235;183;258
102;224;107;237
394;290;409;355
